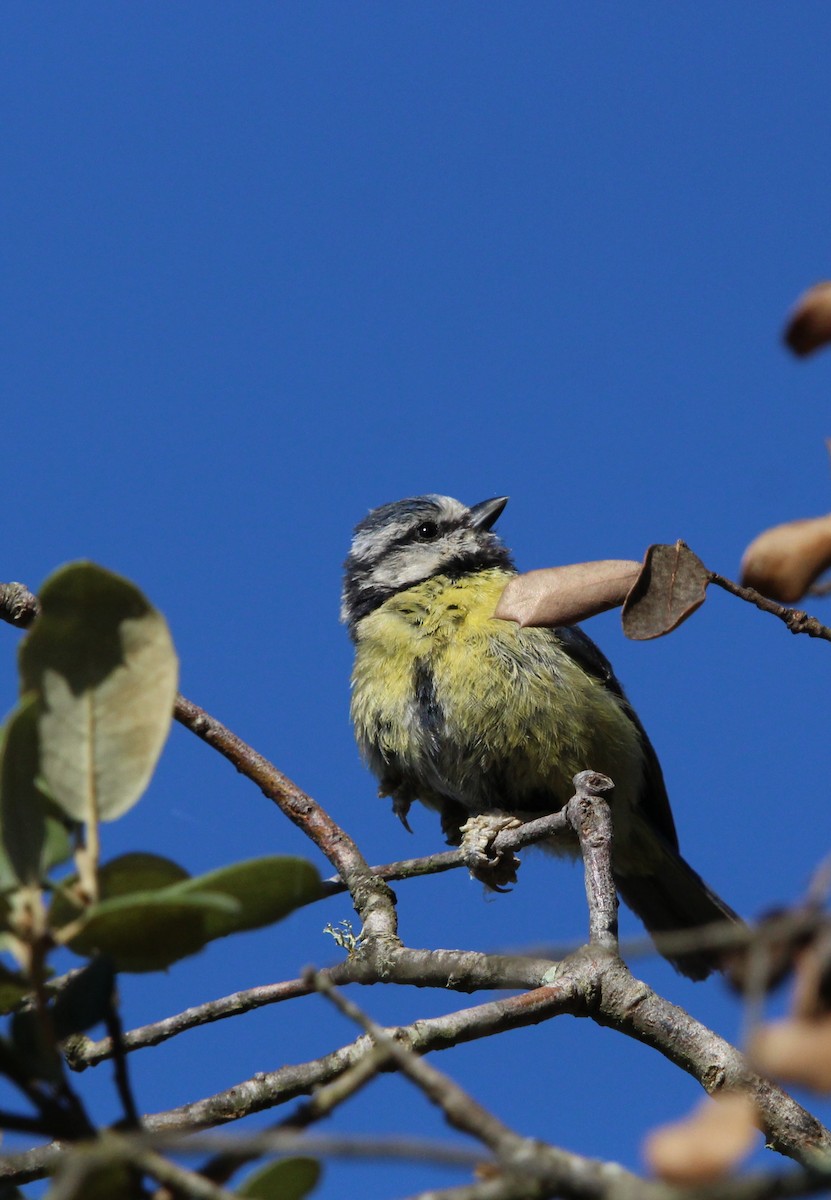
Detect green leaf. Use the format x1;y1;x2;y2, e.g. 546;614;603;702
0;698;73;893
238;1157;321;1199
59;890;237;973
49;855;321;972
49;852;191;931
0;697;47;886
169;857;323;941
18;562;178;824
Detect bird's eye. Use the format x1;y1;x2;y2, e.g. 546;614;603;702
414;520;439;542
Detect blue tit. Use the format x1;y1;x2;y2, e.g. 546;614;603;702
341;494;738;979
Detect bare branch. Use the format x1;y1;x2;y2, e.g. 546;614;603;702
0;581;40;628
66;943;562;1069
315;973;518;1157
2;1128;489;1190
65;976;315;1069
566;771;619;953
131;1147;239;1199
172;694;400;946
708;571;831;643
15;955;830;1186
589;957;831;1166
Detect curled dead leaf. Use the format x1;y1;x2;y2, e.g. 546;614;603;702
644;1093;758;1184
740;514;831;603
751;1016;831;1092
494;561;640;628
622;542;709;640
784;282;831;356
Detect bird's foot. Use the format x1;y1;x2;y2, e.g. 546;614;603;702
459;814;522;891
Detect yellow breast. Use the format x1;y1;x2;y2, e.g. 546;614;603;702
350;568;644;816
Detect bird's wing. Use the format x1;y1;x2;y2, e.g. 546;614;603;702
551;625;680;851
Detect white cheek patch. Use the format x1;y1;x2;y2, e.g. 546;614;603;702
370;543;446;590
351;518;412;564
367;527;479;591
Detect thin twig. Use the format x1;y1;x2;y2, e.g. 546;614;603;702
173;694;400;945
65;947;559;1069
708;571;831;642
315;973;675;1200
68;975;831;1161
132;1146;239;1199
199;1037;394;1187
315;972;517;1157
105;996;141;1130
64;976;315;1069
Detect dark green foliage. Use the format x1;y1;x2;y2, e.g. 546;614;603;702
49;854;322;971
237;1157;322;1199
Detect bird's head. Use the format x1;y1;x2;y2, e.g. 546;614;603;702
341;494;513;634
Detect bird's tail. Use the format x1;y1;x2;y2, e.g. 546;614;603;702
615;834;741;981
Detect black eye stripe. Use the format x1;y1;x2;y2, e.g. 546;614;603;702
377;519;454;558
342;512;516;632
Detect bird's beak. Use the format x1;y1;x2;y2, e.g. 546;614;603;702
469;496;508;531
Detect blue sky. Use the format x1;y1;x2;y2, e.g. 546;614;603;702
3;4;831;1196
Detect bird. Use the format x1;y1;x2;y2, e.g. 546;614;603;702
341;493;739;979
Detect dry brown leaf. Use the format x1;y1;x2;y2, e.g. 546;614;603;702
644;1093;758;1184
493;561;640;628
622;542;709;640
784;282;831;356
751;1016;831;1091
740;514;831;603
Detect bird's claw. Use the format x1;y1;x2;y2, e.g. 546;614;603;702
459;814;522;889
